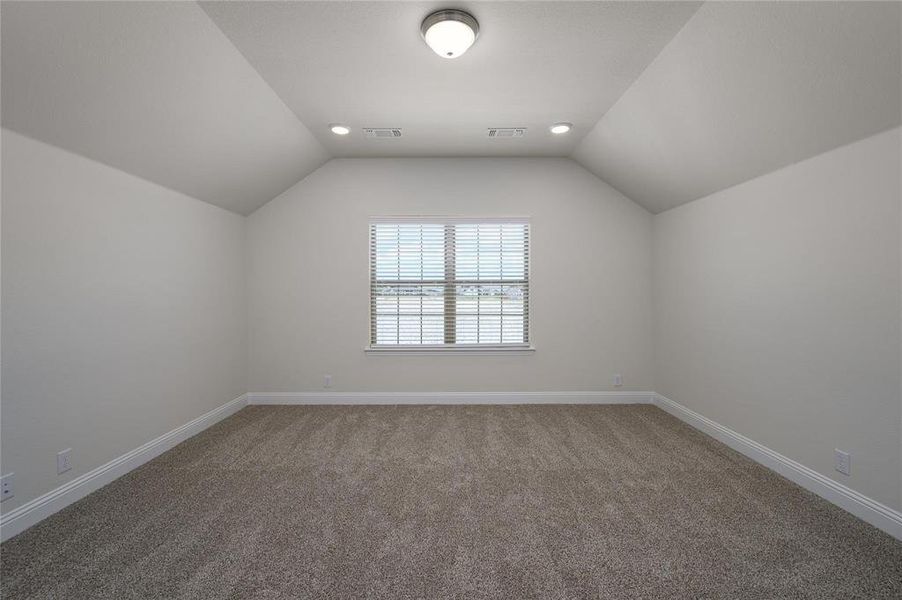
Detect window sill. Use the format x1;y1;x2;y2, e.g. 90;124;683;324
365;345;535;354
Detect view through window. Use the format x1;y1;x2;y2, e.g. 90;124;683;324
369;219;530;348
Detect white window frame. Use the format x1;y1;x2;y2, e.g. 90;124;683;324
366;216;534;353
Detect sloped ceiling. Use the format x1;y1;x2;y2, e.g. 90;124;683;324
2;1;900;215
572;1;902;213
1;1;328;215
199;1;702;159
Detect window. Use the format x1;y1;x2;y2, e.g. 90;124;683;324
369;218;530;350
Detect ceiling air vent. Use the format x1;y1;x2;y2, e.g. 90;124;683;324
487;127;526;138
364;128;402;139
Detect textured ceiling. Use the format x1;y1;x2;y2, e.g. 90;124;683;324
572;1;902;213
2;1;900;215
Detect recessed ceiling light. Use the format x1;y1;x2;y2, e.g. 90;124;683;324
421;10;479;59
550;123;572;135
330;124;350;136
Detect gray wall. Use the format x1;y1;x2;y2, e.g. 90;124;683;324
3;125;899;523
0;129;247;514
247;158;655;393
653;128;901;510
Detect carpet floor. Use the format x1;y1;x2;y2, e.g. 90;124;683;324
1;404;900;599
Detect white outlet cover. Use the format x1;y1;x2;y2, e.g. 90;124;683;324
57;448;73;474
1;473;14;501
834;449;851;476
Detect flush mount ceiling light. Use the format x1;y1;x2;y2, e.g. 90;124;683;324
550;123;572;135
421;9;479;59
329;124;350;135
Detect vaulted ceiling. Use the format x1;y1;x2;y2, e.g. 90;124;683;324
199;1;701;160
573;1;902;213
1;1;328;215
2;1;900;215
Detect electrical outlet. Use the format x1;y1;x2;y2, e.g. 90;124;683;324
57;448;73;474
613;373;623;387
324;374;333;389
834;449;851;476
1;473;14;502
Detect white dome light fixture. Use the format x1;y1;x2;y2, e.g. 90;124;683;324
550;123;572;135
330;124;351;135
421;10;479;59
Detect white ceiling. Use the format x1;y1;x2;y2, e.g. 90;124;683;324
1;1;328;215
2;2;899;215
200;1;702;158
573;1;902;213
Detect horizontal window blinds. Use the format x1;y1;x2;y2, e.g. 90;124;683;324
370;220;530;347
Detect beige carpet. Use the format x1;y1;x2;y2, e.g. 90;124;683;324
1;404;900;599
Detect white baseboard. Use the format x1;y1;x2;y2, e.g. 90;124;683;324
6;392;897;544
0;394;248;543
248;391;656;405
654;393;902;541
